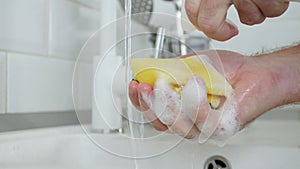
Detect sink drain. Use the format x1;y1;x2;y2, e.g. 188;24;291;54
204;155;231;169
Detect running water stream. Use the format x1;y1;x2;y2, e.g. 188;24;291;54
124;0;144;168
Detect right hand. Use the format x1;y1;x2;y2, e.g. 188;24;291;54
129;50;290;141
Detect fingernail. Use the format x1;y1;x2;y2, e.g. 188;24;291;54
131;79;139;83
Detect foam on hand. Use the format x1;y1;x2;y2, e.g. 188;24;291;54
141;75;241;144
201;99;241;146
142;77;199;138
142;78;181;126
130;55;241;143
181;75;208;117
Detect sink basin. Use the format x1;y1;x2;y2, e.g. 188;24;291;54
0;120;299;169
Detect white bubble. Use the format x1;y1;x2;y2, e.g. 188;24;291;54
144;78;181;125
141;75;241;143
210;98;241;145
181;75;207;117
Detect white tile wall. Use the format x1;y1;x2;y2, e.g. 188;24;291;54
0;0;105;114
0;52;7;114
74;0;101;9
0;0;49;55
49;0;101;59
74;62;93;111
211;20;300;55
7;53;75;113
210;4;300;55
281;2;300;20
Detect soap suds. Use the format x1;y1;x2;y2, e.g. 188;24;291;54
142;75;241;143
197;95;241;145
210;99;242;145
181;75;207;117
152;78;181;125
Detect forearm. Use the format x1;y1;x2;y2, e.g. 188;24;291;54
260;44;300;105
236;44;300;125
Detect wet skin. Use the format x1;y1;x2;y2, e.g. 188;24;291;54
129;45;300;139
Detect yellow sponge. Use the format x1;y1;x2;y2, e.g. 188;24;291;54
130;55;232;108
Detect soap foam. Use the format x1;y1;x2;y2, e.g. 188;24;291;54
197;94;241;145
141;75;241;143
141;78;181;126
181;75;207;118
210;99;241;145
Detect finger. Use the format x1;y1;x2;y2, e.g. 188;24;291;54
198;109;223;143
253;0;289;17
197;0;239;41
152;79;200;138
180;75;213;139
169;117;200;139
137;83;152;111
138;83;168;131
233;0;265;25
181;75;231;143
129;80;140;109
181;75;210;128
150;119;169;131
129;81;168;131
185;0;202;27
198;94;239;143
192;102;210;127
207;96;241;142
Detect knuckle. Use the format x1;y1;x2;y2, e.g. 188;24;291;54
197;18;219;34
264;9;286;17
240;15;265;25
257;1;289;17
185;0;201;19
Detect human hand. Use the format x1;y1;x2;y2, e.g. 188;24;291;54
185;0;289;41
129;50;287;142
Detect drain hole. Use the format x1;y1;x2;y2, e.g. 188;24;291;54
204;155;231;169
208;163;214;169
215;159;227;168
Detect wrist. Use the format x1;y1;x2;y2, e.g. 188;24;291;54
260;44;300;105
230;44;300;126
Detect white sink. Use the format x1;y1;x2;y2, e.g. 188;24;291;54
0;120;299;169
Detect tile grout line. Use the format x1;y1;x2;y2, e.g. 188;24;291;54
0;52;2;114
0;49;77;62
3;52;8;114
0;51;8;114
66;0;100;11
5;109;77;115
0;52;3;113
47;0;52;57
0;51;6;114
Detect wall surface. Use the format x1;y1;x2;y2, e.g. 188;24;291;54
0;0;103;114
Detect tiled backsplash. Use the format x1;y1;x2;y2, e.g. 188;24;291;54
0;0;49;56
7;53;75;113
0;0;102;113
49;0;101;59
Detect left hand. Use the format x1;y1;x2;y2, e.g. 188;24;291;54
185;0;289;41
